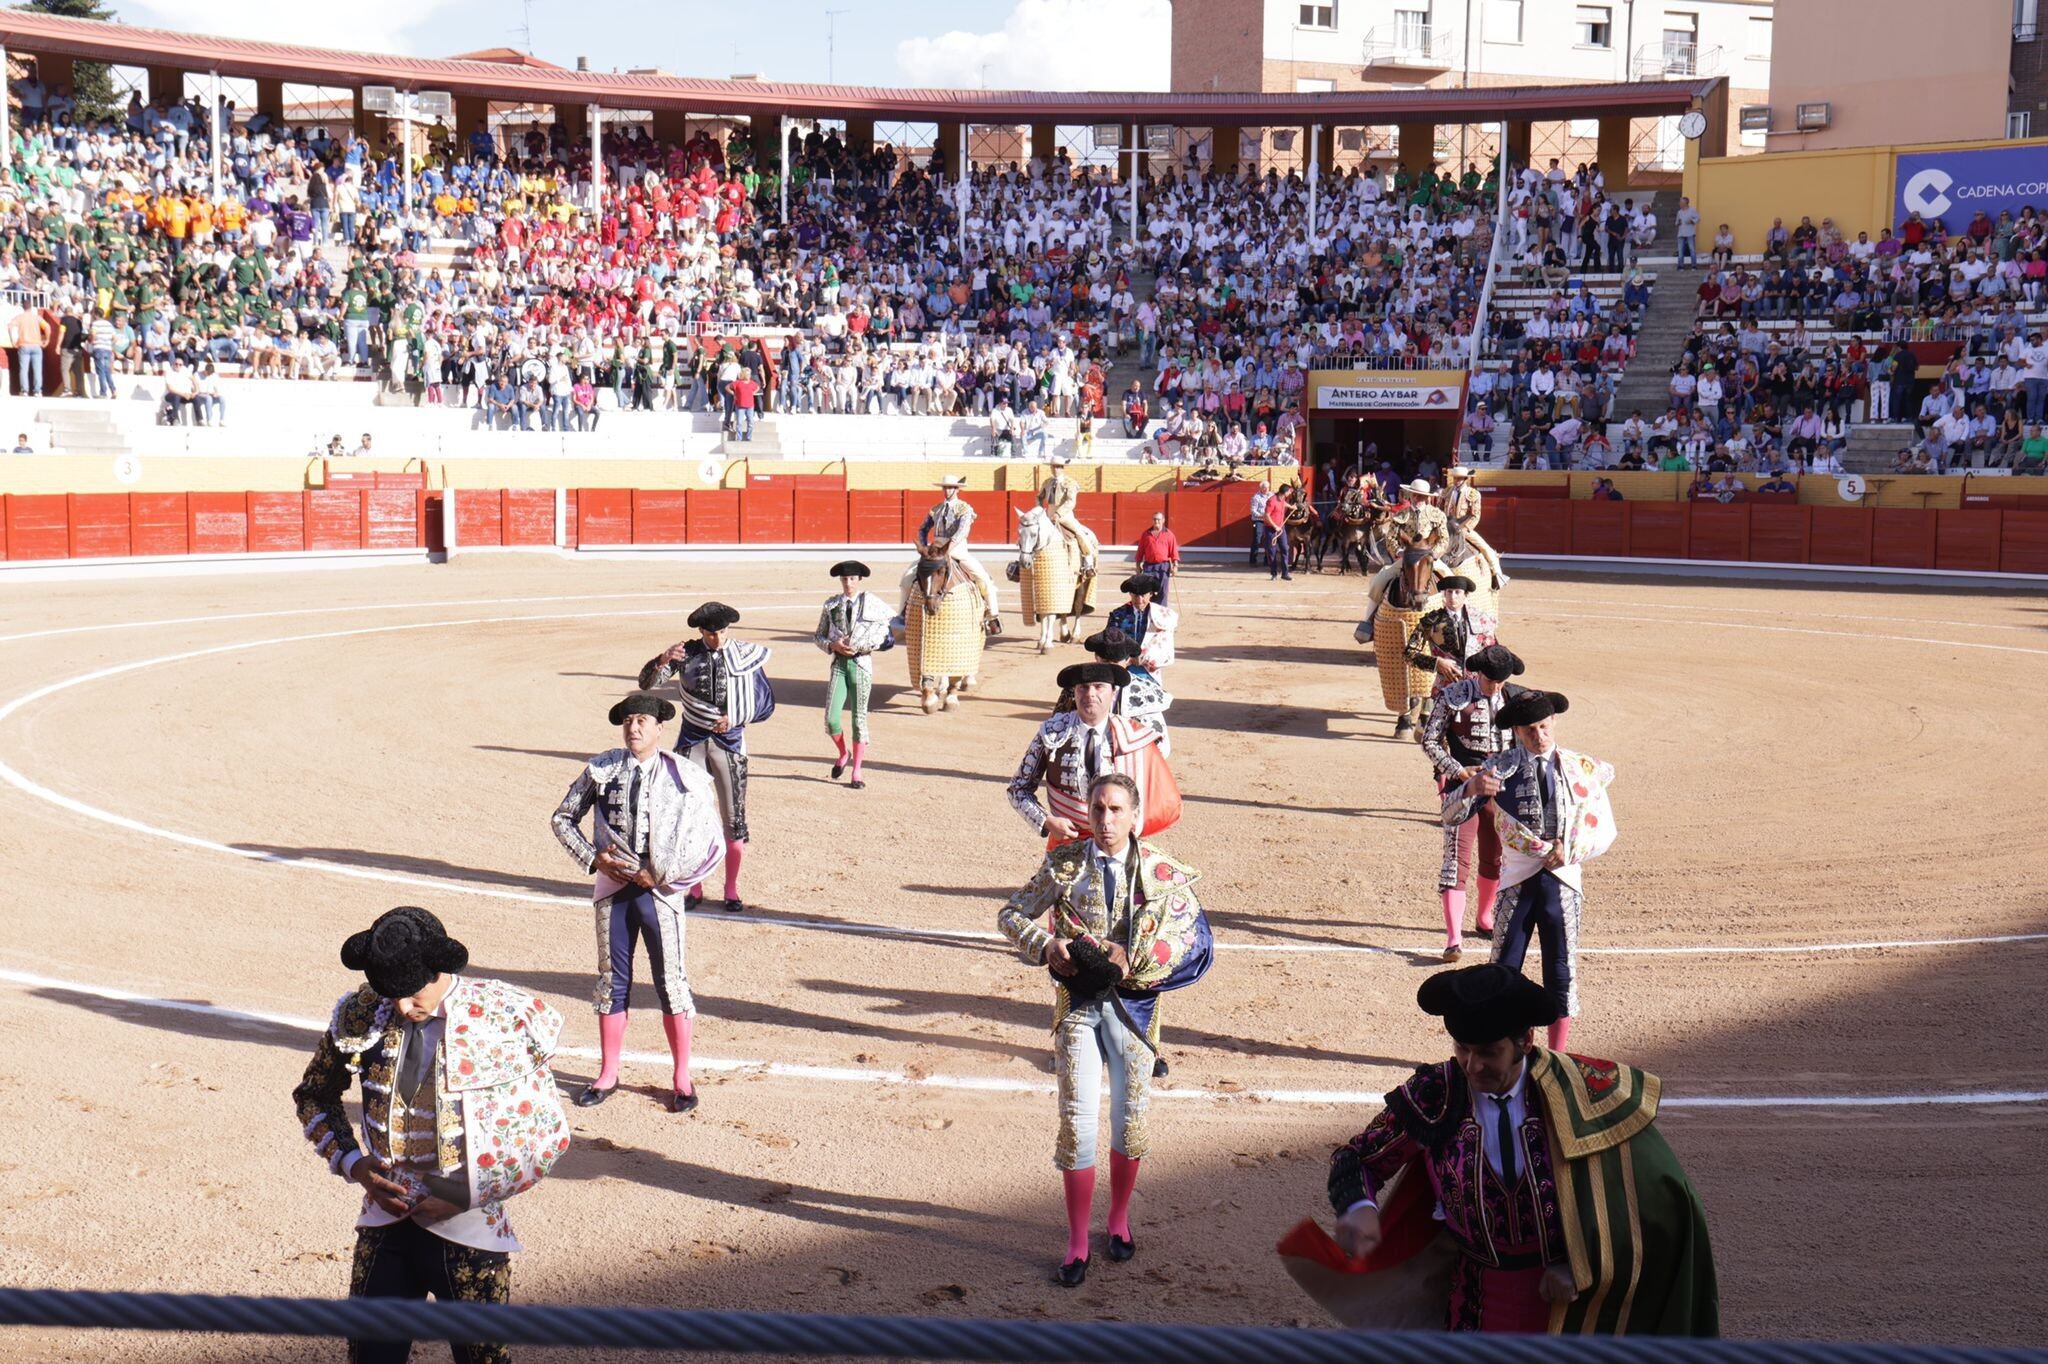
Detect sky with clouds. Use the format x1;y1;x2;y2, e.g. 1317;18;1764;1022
116;0;1174;90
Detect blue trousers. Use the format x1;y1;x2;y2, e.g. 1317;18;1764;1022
1492;870;1577;1017
593;886;690;1016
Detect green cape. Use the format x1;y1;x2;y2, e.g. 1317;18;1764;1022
1533;1049;1720;1337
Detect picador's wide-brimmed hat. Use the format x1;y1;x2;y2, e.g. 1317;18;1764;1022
1403;478;1434;496
829;560;871;578
340;907;470;1001
1057;661;1130;689
1418;963;1559;1044
1495;690;1569;730
940;474;968;489
609;691;675;726
688;601;741;631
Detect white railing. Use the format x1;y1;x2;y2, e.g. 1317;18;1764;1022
1361;24;1460;67
1631;42;1722;78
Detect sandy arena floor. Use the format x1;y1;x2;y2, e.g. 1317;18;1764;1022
1;554;2044;1361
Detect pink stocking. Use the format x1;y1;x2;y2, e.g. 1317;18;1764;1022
1475;876;1500;933
1441;888;1465;948
661;1012;694;1096
1061;1167;1096;1263
595;1011;629;1089
830;732;847;763
1548;1017;1572;1054
723;839;746;900
849;740;868;783
1107;1151;1139;1240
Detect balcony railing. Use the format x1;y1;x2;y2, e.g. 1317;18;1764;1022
1630;42;1722;78
1361;24;1460;68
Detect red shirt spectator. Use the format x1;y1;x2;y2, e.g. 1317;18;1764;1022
732;376;760;410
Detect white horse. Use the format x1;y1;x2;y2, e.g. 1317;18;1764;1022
1014;507;1098;654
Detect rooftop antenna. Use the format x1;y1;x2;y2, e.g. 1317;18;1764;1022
825;8;851;82
513;0;534;53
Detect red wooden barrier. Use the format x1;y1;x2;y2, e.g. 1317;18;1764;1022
561;491;579;549
1483;496;1517;553
847;490;902;542
247;492;306;553
958;491;1007;542
1748;505;1811;563
455;488;504;548
1217;483;1258;548
305;489;363;551
899;497;927;546
366;489;419;549
1074;493;1116;545
687;489;741;543
1809;506;1873;565
1515;499;1572;555
188;492;248;554
1688;503;1749;562
1934;509;2001;573
502;490;558;547
578;488;633;546
6;494;68;560
631;490;688;544
1870;509;1936;569
792;487;849;542
2002;509;2048;574
1115;492;1167;544
1165;491;1223;547
1628;502;1690;558
67;493;131;559
1568;501;1625;557
131;493;189;556
742;484;794;543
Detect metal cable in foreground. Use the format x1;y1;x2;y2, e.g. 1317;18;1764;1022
2;1289;2046;1364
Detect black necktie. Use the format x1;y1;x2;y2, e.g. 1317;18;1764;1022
627;765;645;856
1494;1094;1518;1187
1537;756;1560;840
1085;727;1103;781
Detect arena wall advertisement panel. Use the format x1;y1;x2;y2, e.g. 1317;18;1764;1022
1307;369;1467;416
1895;143;2048;235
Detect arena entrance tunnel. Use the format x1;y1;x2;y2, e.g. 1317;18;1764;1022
1305;367;1466;480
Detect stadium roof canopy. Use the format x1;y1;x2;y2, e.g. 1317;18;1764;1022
0;10;1718;125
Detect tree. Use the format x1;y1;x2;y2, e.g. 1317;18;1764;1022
23;0;118;120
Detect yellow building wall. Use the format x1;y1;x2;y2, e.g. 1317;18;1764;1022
1684;134;2048;260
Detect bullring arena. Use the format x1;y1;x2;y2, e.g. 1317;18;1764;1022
7;4;2048;1358
3;551;2044;1359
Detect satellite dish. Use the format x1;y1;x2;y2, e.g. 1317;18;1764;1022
1838;474;1866;502
698;458;725;485
113;453;142;486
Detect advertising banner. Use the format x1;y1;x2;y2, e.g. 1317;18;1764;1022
1308;369;1466;416
1895;144;2048;235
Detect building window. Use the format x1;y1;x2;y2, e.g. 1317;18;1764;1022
1747;16;1773;58
1296;76;1336;92
2018;0;2039;40
1394;6;1431;50
2011;110;2034;138
1299;2;1336;28
1487;0;1524;43
1575;4;1612;48
1660;12;1697;72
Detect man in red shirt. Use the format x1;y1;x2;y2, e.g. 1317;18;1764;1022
1264;485;1294;583
1132;512;1180;605
731;373;760;443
